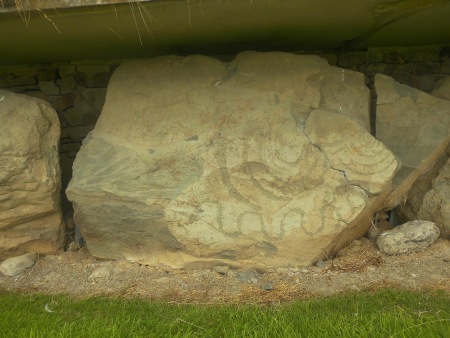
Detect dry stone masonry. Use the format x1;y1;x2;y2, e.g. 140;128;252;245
66;52;399;268
0;90;64;259
0;61;115;212
0;46;449;269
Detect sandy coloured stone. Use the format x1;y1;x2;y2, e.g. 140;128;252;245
0;252;37;277
418;158;450;239
377;220;440;255
432;76;450;101
375;74;450;208
0;90;64;259
67;52;398;268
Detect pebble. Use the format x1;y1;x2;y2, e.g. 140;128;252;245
377;220;440;255
211;265;230;275
236;270;260;284
88;266;112;280
262;282;273;291
316;260;326;267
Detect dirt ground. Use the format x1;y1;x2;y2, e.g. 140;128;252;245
1;237;449;304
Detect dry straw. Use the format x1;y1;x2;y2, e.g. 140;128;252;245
0;1;164;43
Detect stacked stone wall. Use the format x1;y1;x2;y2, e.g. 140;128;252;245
0;60;120;210
1;45;449;214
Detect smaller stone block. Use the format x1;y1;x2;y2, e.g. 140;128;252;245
377;220;440;255
54;93;78;111
59;64;76;78
0;253;37;277
57;76;78;94
37;68;58;81
3;75;36;87
11;67;38;77
392;63;413;75
39;81;60;95
400;48;440;63
64;101;100;126
416;74;443;92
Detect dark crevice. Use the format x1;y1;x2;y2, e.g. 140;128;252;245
366;73;377;137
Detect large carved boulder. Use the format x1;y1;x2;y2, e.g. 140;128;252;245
0;90;64;259
67;52;398;268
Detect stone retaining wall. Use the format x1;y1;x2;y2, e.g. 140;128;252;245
1;45;449;214
0;60;120;210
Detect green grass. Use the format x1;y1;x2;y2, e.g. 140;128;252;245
0;289;449;337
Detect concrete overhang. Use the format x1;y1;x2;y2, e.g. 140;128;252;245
1;0;450;65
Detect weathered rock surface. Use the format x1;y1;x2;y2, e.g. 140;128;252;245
0;90;64;259
67;52;399;268
432;76;450;101
377;220;440;255
418;159;450;239
0;252;37;277
398;154;450;239
375;74;450;208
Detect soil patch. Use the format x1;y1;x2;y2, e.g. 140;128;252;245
1;238;449;304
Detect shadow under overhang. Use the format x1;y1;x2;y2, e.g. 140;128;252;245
1;0;450;65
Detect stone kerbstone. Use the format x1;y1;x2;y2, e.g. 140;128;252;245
0;252;37;277
375;74;450;207
0;90;64;259
67;52;398;268
377;220;440;255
